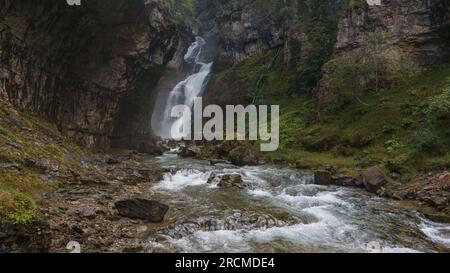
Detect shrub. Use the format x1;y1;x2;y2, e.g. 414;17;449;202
415;129;438;152
424;84;450;121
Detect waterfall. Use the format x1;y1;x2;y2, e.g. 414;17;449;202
152;37;213;139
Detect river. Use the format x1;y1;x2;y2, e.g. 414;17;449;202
140;153;450;253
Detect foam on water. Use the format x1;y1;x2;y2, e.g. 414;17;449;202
420;217;450;247
154;169;211;191
148;154;449;253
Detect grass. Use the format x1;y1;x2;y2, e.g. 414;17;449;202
269;65;450;177
0;102;89;223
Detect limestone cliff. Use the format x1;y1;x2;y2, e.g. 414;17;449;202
0;0;189;151
315;0;450;116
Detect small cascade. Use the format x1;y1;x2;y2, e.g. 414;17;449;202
152;37;213;139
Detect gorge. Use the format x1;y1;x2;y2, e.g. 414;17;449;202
0;0;449;253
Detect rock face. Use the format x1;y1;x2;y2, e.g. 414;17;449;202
0;219;51;253
212;0;299;63
196;0;318;66
202;0;344;106
314;171;332;186
115;199;169;223
361;166;389;193
0;0;188;151
315;0;450;114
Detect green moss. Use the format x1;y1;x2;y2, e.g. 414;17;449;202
0;102;89;224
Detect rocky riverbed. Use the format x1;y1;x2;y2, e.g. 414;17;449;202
2;147;450;253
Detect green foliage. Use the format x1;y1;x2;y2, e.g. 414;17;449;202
0;190;37;224
262;65;450;176
161;0;198;28
415;129;438;152
385;138;404;154
8;193;37;224
424;82;450;120
290;0;341;94
328;31;417;108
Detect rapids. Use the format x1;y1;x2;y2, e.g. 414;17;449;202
142;153;450;253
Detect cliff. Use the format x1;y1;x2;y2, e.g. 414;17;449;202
0;0;189;152
315;0;450;115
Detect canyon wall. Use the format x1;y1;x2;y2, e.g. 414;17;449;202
315;0;450;115
0;0;188;151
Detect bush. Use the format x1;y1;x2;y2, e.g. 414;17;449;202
0;190;37;224
424;84;450;121
415;129;438;152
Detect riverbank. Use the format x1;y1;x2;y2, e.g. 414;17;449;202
1;99;449;253
179;141;450;224
0;100;167;252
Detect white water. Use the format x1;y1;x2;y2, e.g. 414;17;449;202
146;154;450;253
156;37;213;139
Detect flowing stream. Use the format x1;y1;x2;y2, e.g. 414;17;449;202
146;37;450;253
143;153;450;253
152;37;213;139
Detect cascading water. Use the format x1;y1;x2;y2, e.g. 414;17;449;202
152;37;213;139
145;154;450;253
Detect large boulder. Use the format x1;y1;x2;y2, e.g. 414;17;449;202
114;199;169;223
229;144;259;166
361;166;389;193
217;174;245;189
314;171;332;186
178;145;202;158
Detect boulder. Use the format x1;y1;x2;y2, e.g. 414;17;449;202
137;142;164;156
179;145;201;158
114;199;169;223
82;208;97;220
218;174;245;189
361;166;389;193
314;171;332;186
207;173;218;184
332;174;357;187
228;144;259;166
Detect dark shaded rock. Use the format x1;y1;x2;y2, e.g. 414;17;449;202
207;173;218;184
137;142;164;156
0;162;21;173
82;208;97;220
179;146;201;158
210;159;230;166
332;174;357;187
106;157;120;165
229;144;259;166
114;199;169;223
315;171;332;186
218;174;245;189
0;219;51;253
421;192;450;209
390;190;411;201
6;142;22;150
24;158;37;168
361;166;389;193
